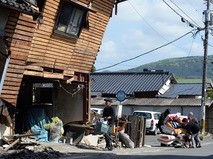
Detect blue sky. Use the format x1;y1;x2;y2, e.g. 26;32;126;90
94;0;213;72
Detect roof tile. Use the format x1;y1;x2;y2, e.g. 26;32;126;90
0;0;37;15
90;72;176;95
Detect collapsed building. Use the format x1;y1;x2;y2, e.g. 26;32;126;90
0;0;127;146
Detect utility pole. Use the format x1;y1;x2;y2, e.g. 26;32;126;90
201;0;211;134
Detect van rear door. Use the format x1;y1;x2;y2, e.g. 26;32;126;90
133;112;152;128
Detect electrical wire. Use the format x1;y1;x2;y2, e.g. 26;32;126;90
163;0;201;29
175;37;195;78
96;30;195;72
128;0;168;42
170;0;201;28
57;80;84;96
127;0;196;54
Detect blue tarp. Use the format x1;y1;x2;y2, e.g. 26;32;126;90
28;108;50;142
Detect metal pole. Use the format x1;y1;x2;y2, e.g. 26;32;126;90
201;0;210;134
0;57;10;95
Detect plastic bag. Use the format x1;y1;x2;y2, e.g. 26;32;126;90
44;117;64;142
31;125;48;142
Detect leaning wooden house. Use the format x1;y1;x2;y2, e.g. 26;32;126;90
0;0;124;136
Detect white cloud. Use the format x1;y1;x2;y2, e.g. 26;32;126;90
95;0;213;71
98;40;117;59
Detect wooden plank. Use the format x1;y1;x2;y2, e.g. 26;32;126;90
15;25;35;33
14;29;34;37
63;70;75;76
45;0;60;9
18;14;35;23
27;54;44;60
43;72;64;79
34;29;52;36
42;11;58;20
12;34;33;41
17;20;36;27
1;90;19;95
11;47;30;53
0;94;18;99
10;43;31;49
25;65;43;71
11;39;32;47
4;76;22;83
23;70;43;77
43;50;72;59
2;81;21;87
8;64;25;70
10;54;28;61
2;86;20;91
26;58;44;64
9;59;26;65
6;69;24;74
5;73;23;78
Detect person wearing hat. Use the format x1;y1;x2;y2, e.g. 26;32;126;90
102;98;115;151
188;112;194;121
186;112;201;148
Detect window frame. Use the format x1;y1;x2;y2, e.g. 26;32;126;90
32;83;53;105
54;1;88;38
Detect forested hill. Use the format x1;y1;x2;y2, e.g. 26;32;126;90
126;55;213;79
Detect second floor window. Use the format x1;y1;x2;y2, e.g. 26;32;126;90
55;2;86;37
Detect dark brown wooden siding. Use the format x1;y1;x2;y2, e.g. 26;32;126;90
1;0;115;106
0;11;36;105
26;0;114;76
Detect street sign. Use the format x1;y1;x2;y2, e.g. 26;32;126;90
116;90;127;102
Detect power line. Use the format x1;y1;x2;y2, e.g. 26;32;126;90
128;0;198;51
96;30;195;72
170;0;201;28
163;0;201;29
128;0;168;41
175;37;195;78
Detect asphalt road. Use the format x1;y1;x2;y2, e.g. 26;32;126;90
1;133;212;159
48;134;213;159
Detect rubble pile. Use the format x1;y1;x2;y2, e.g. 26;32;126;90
0;146;65;159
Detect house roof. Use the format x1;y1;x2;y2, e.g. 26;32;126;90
90;72;176;95
0;0;38;15
159;83;203;98
91;97;213;107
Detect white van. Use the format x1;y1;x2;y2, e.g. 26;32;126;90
132;110;161;135
91;108;103;115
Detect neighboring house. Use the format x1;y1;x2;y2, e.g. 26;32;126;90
90;71;213;133
90;70;177;115
91;71;177;98
0;0;124;134
158;83;204;98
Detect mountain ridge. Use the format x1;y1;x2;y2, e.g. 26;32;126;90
126;55;213;79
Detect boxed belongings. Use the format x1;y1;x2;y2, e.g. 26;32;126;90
94;122;109;135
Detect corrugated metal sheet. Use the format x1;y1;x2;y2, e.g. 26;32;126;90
159;83;203;98
90;72;176;95
91;97;213;107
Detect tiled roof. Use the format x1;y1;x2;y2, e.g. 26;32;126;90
0;0;37;15
91;97;213;107
90;72;176;95
159;83;204;98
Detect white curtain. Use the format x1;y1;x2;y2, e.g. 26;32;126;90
67;8;84;36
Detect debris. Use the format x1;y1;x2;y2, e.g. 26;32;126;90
2;133;41;152
44;117;64;143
